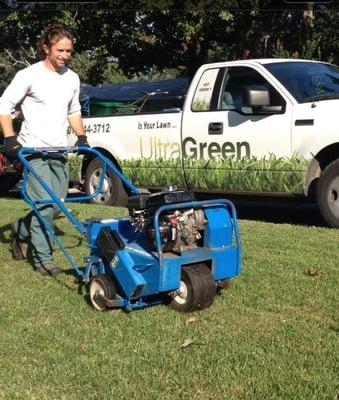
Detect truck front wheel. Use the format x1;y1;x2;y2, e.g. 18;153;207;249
84;157;127;206
317;159;339;228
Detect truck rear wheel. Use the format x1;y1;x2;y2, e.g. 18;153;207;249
84;157;127;206
317;159;339;228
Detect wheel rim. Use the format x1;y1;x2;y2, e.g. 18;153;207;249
327;176;339;216
89;280;106;311
89;167;112;204
173;281;188;305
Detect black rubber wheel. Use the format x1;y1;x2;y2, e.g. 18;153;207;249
89;274;116;311
0;174;21;195
169;263;216;312
84;157;127;206
317;159;339;228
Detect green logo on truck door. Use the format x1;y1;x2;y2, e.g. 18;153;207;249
183;137;250;160
138;136;250;161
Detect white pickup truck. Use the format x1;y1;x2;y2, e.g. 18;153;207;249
68;58;339;227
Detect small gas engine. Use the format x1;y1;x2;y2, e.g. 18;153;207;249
128;188;206;252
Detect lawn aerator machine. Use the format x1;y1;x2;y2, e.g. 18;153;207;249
18;147;241;312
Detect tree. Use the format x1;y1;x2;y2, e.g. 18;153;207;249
0;0;337;88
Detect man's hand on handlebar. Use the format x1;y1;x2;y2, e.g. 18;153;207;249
4;136;22;158
75;135;90;148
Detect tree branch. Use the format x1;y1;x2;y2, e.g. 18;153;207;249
4;46;36;67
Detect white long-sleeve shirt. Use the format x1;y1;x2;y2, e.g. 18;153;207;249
0;61;81;147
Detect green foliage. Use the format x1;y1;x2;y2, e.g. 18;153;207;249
101;62;133;84
272;38;293;59
147;67;184;80
0;53;17;94
119;154;309;194
0;0;337;88
302;36;322;60
192;99;211;111
273;34;335;63
120;157;186;188
68;154;83;181
68;52;98;84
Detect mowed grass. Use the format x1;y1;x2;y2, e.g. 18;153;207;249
0;198;338;400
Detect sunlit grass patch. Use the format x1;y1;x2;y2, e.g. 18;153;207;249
0;198;337;400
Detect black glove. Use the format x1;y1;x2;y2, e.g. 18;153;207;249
4;136;22;158
75;135;90;147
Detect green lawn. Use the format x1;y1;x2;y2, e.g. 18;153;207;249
0;198;338;400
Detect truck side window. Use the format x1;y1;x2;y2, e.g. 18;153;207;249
219;67;285;114
191;68;220;111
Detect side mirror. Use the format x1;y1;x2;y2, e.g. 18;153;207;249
244;85;270;106
243;86;283;114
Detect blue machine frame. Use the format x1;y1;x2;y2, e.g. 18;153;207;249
18;146;242;311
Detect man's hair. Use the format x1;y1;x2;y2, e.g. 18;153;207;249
37;24;74;60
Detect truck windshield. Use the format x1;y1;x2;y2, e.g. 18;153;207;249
264;61;339;103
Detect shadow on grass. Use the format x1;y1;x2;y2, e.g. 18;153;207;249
0;221;82;246
0;221;86;294
195;193;326;227
53;268;87;293
4;186;327;228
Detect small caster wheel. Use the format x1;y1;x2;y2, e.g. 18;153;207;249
89;274;116;311
169;263;216;312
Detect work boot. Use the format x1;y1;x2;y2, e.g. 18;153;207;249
36;262;62;276
11;222;28;260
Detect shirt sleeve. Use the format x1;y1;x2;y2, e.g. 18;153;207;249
0;69;30;115
68;74;82;116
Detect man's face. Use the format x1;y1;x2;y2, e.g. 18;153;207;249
43;37;73;72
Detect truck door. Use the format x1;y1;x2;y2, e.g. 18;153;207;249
181;65;299;194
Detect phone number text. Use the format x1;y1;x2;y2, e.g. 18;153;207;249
67;123;111;135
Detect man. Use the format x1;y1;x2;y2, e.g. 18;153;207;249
0;24;89;276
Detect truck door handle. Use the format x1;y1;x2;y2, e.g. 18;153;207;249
208;122;223;135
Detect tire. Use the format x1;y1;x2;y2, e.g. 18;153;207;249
89;274;116;311
317;159;339;228
0;172;21;195
84;157;128;206
169;263;216;312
